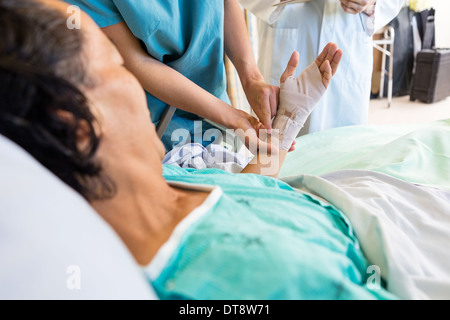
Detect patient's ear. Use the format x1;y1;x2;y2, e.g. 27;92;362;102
75;119;95;152
54;109;97;153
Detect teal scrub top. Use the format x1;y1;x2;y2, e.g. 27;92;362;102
147;165;397;300
67;0;229;150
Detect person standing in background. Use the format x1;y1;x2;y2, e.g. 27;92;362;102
240;0;404;134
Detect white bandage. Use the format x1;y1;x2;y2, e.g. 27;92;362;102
272;62;326;150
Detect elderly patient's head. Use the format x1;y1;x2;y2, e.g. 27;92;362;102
0;0;166;201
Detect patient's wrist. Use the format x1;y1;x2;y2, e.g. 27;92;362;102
271;62;325;151
271;117;303;151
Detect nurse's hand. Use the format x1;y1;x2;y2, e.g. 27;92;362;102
232;109;279;155
232;109;296;154
242;78;280;134
339;0;376;15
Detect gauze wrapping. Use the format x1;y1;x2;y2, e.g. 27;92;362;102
272;63;326;150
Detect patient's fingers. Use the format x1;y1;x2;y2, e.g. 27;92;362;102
288;140;296;152
315;43;342;88
315;43;339;72
315;43;331;67
280;51;300;83
324;43;338;66
321;49;342;88
320;60;332;89
330;49;343;76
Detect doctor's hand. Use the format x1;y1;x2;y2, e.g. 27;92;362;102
242;77;280;134
340;0;376;15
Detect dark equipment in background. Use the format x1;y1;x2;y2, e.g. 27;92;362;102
410;9;450;104
381;6;416;98
378;6;450;104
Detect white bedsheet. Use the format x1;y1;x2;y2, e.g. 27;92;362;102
283;170;450;300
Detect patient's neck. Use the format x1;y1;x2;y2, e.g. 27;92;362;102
91;165;209;266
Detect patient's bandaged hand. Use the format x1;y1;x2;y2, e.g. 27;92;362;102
272;62;326;150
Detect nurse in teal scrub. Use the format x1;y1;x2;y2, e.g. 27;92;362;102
67;0;280;152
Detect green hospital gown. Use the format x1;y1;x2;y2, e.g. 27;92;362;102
143;165;396;300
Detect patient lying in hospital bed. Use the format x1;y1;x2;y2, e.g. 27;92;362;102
1;0;449;300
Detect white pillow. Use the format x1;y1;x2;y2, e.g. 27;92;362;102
0;135;157;299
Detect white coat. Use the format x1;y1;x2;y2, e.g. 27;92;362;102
239;0;404;133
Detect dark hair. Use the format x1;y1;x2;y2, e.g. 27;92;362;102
0;0;115;200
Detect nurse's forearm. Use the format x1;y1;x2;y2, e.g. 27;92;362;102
224;0;280;131
132;57;243;130
223;0;263;86
101;22;242;130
